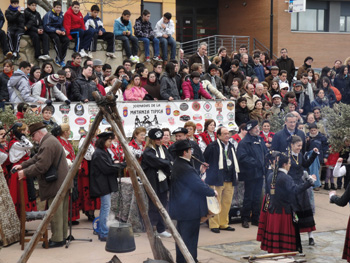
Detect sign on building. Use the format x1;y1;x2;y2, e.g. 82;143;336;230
288;0;306;13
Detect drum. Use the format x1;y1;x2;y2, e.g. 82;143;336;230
200;196;221;223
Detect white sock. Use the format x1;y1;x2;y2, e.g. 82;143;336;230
308;232;314;238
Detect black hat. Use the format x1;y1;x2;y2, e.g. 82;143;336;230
246;120;259;131
97;132;115;140
308;123;318;130
294;80;303;87
171;139;192;152
148;128;163;140
172;127;188;135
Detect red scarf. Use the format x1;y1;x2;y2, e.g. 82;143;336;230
5;71;13;78
231;134;242;143
199;131;217;146
162;141;174;148
57;136;76;162
39;79;51;99
128;139;145;150
110;141;124;162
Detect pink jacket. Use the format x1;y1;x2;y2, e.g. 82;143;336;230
181;80;212;100
124;86;148;101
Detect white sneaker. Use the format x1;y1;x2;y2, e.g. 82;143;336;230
157;231;172;238
80;49;88;58
87;51;93;59
106;52;116;58
44;54;52;60
38;55;47;60
130;55;137;63
134;55;140;63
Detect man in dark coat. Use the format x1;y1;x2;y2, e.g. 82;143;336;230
223;59;244;87
15;123;69;248
168;127;205;172
239;53;256;80
237;120;267;228
201;64;225;97
188;42;210;73
276;48;296;85
204;127;239;233
72;65;99;102
271;112;306;153
169;139;216;263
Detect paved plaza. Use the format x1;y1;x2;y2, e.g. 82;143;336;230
1;188;349;263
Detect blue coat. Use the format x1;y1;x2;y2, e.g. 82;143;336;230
253;64;265;82
271;125;306;153
43;9;65;33
237;133;267;181
84;13;106;34
203;140;238;186
113;17;132;36
169;157;215;221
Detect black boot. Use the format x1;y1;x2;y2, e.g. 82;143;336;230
331;183;336;190
324;183;330;190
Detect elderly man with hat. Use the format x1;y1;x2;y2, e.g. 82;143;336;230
264;65;280;86
141;128;173;238
203;126;240;233
237;120;267;228
292;80;311;116
32;73;70;104
14;122;69;248
89;131;125;241
168;127;205;172
271;94;283;115
169;139;216;263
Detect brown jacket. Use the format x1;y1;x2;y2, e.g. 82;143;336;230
188;53;210;72
22;133;69;201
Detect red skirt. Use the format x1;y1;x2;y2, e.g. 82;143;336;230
78;159;100;211
69;195;80;221
257;196;268;242
342;216;350;262
258;208;298;253
8;172;37;217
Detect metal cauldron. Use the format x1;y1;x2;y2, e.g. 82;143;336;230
105;223;136;253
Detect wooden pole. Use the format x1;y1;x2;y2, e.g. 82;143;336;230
94;96;195;263
18;81;122;263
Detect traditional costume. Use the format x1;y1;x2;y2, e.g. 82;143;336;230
128;138;145;162
198;130;217;152
0;141;10;184
108;140;125;162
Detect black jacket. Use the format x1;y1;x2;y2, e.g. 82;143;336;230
239;62;256;78
5;7;25;30
235;104;250;126
72;75;99;102
276;56;296;84
223;70;244;87
169;157;215;221
0;72;10;101
141;146;172;194
90;148;121;197
237;133;267;181
0;9;5;30
306;132;329;162
24;7;43;33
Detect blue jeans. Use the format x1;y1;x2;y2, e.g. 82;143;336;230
115;35;139;58
138;37;160;57
99;194;111;238
158;36;176;61
70;28;95;51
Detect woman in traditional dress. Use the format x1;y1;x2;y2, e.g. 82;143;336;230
128;127;146;162
141;128;172;238
198;119;217;152
78;130;100;221
259;120;275;149
8;123;37;216
108;134;125;163
0;126;10;184
257;151;316;253
161;128;174;148
287;135;319;246
55;124;80;224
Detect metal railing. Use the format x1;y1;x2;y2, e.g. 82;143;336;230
180;35;250;58
253;38;278;60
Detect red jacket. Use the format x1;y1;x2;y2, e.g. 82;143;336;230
181;80;212;100
63;7;85;40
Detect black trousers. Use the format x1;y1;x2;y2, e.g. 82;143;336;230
47;32;70;62
25;30;49;58
176;219;200;263
0;30;9;55
91;32;115;52
7;28;24;53
148;191;167;233
241;177;264;222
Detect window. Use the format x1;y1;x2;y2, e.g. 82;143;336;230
340;2;350;32
291;1;328;32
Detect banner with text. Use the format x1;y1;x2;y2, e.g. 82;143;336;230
48;100;237;140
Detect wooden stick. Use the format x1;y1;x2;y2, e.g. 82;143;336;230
242;251;299;260
18;81;122;263
94;97;194;263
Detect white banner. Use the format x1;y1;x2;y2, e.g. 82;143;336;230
45;100;237;139
288;0;306;13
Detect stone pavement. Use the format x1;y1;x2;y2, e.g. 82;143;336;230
1;188;349;263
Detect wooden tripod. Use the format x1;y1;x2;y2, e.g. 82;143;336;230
18;80;195;263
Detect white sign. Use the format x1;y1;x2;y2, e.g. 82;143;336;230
46;100;236;140
288;0;306;13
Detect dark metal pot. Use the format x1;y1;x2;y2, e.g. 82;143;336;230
105;222;136;253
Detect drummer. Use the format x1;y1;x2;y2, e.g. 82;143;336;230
169;140;216;263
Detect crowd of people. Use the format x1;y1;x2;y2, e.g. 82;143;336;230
2;0;350;262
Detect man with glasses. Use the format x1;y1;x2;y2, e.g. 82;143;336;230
153;61;163;82
14;122;69;248
271;112;306;153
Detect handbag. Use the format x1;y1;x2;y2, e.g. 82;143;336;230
44;151;63;182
